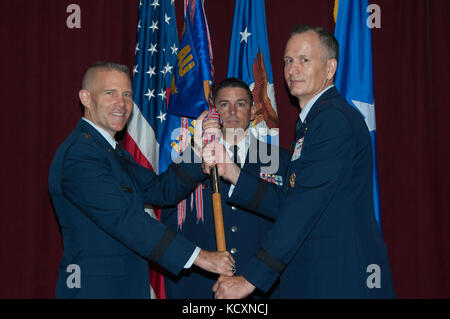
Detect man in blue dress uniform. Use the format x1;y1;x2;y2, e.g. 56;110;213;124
48;62;235;298
162;78;289;298
204;26;396;298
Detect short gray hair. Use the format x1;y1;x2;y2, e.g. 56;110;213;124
289;24;339;62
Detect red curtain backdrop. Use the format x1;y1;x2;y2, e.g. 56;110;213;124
0;0;448;298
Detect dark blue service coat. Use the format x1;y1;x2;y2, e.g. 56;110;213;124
49;119;204;298
162;137;289;298
230;87;396;298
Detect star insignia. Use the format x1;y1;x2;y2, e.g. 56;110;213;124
149;20;158;32
240;27;252;43
158;89;166;101
157;111;167;123
146;66;156;78
150;0;160;9
144;88;155;101
163;63;173;75
170;43;178;55
148;43;157;55
165;14;171;25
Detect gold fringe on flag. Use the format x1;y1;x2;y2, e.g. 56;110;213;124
333;0;339;23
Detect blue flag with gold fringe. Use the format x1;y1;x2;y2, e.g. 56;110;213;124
167;0;213;118
161;0;214;228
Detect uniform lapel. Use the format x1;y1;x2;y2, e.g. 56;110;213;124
77;120;139;196
286;87;340;175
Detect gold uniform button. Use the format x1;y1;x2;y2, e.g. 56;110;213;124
289;173;296;188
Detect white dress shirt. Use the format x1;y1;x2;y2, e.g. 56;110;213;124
221;132;251;197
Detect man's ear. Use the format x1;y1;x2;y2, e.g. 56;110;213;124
79;89;90;109
250;103;257;121
326;58;337;80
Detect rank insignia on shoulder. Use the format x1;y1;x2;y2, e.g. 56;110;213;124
291;137;304;162
289;173;296;188
83;133;91;140
259;173;283;186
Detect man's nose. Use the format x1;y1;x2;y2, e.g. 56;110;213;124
291;59;304;74
287;62;299;76
230;103;237;114
116;94;126;107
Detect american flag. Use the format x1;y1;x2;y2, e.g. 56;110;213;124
124;0;182;299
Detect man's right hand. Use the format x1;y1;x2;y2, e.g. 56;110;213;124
192;111;222;158
202;141;241;185
193;249;236;277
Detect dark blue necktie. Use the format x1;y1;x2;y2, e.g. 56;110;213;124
230;145;240;164
115;143;124;157
295;117;303;140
